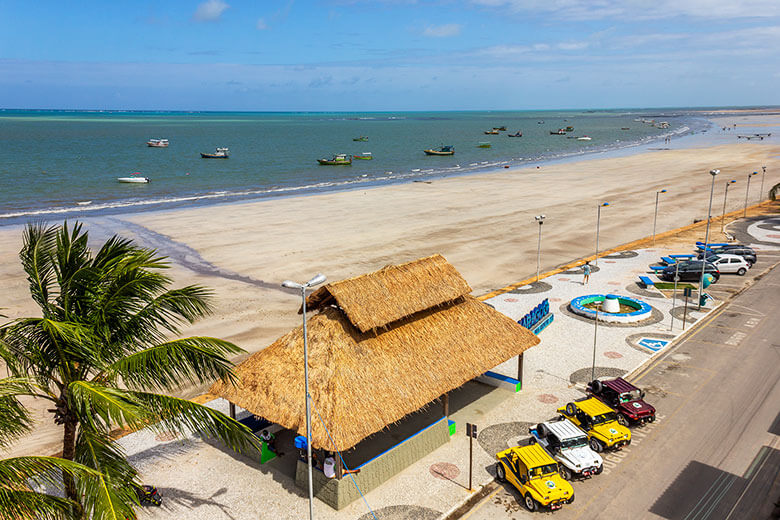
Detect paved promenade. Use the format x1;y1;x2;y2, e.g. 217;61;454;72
128;214;780;520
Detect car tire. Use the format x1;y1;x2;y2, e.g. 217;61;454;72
617;414;629;427
567;494;575;504
524;494;538;512
590;380;603;393
589;438;604;453
495;463;506;482
538;423;547;437
737;267;747;276
594;464;603;475
565;403;577;416
560;466;572;480
528;437;536;445
648;415;656;423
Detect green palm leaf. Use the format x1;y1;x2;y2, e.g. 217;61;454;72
67;382;147;432
106;337;242;391
19;223;58;312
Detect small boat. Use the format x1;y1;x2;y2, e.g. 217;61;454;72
424;145;455;156
484;129;499;135
147;138;169;147
621;127;630;130
507;131;523;137
493;126;507;131
565;126;574;132
353;152;373;160
318;153;352;165
353;136;368;142
477;142;491;148
201;147;229;159
537;121;544;124
577;136;592;141
118;173;150;183
550;129;566;135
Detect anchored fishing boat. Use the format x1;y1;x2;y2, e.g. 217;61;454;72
353;152;373;160
117;173;150;183
507;131;523;137
318;153;352;165
484;129;499;135
423;145;455;156
147;138;169;147
353;136;368;142
477;142;491;148
201;147;229;158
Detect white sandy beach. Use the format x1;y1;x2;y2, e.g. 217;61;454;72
1;114;779;458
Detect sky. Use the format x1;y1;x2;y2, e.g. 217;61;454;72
0;0;778;111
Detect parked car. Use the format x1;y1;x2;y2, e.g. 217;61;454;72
705;254;751;275
557;398;631;453
495;443;575;512
529;419;603;480
698;245;756;266
586;378;655;426
660;260;720;282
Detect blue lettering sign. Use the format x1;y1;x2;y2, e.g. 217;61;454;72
519;299;551;330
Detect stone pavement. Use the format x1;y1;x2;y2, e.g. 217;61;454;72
130;217;779;520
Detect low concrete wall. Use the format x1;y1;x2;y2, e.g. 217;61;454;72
295;416;450;510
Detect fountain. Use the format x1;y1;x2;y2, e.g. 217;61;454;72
569;294;652;324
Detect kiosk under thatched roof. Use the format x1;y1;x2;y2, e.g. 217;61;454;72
211;255;539;451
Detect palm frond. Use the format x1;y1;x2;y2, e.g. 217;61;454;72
20;223;58;312
105;337;243;391
0;456;101;490
0;488;76;520
67;382;147;432
0;377;52;447
770;181;780;201
74;429;139;520
132;391;260;454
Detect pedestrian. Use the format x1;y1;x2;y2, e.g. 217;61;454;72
583;261;591;285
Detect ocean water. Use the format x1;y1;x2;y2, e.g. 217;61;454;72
0;109;707;223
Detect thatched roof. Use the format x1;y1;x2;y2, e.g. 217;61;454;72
303;254;472;333
211;295;539;451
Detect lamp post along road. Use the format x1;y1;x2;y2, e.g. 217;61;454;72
595;203;609;266
698;170;719;311
652;189;667;246
760;166;766;203
721;180;736;234
743;171;757;217
591;301;600;382
535;215;546;282
282;273;327;520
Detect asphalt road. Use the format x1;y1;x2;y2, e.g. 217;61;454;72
460;258;780;520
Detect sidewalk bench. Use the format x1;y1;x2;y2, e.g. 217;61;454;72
639;276;655;287
649;265;666;272
668;254;695;259
661;256;676;264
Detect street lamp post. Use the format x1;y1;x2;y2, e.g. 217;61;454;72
743;171;757;217
534;215;546;282
652;189;667;246
594;202;609;266
720;180;736;234
760;166;767;203
281;273;327;520
591;301;599;382
698;169;719;311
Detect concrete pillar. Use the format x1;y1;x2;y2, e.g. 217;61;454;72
517;353;524;388
229;402;236;419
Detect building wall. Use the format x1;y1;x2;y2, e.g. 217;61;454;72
295;417;450;510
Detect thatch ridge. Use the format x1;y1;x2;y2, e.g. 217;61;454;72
303;254;472;333
211;295;539;451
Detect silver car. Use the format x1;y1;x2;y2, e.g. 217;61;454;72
707;254;751;275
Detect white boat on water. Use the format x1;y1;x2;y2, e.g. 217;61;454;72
117;174;150;183
577;136;592;141
147;138;169;147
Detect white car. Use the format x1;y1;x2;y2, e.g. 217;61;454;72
707;254;751;275
529;418;603;480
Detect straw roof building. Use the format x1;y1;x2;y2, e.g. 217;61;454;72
211;254;539;451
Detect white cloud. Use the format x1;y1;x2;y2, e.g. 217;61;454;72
256;18;268;30
423;23;462;37
193;0;229;22
471;0;780;20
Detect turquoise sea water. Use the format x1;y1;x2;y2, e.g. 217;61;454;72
0;109;707;223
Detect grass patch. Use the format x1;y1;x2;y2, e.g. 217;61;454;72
654;282;696;290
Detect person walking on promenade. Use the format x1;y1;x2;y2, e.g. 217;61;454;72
583;261;591;285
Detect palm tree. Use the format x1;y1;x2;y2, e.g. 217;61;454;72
1;376;104;520
770;181;780;201
0;222;258;519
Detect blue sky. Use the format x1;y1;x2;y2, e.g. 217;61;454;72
1;0;778;110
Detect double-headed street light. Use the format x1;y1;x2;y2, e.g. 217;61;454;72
721;180;737;234
281;273;327;520
594;202;609;266
698;169;719;310
534;215;546;282
652;189;667;246
743;171;758;217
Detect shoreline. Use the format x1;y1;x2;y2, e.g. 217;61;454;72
1;115;779;459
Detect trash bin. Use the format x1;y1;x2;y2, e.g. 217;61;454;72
699;294;708;306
